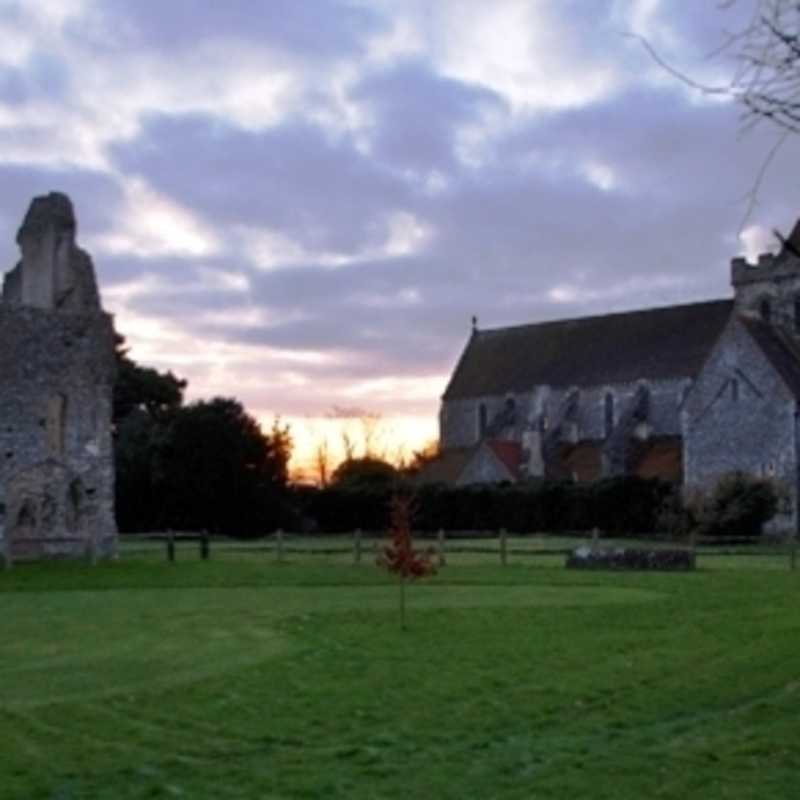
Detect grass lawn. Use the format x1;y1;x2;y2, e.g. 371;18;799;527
0;555;799;798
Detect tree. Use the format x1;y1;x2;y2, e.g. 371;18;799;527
112;337;291;535
313;436;332;487
159;398;291;536
403;439;441;477
633;1;800;134
113;334;186;424
723;0;800;135
113;334;187;532
633;1;800;222
330;456;398;490
377;494;438;630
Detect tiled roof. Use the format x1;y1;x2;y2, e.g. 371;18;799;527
486;440;523;481
561;441;603;483
414;447;475;485
443;299;734;400
630;436;683;483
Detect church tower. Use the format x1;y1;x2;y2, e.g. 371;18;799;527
731;220;800;338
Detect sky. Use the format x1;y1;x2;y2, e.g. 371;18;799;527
0;0;797;479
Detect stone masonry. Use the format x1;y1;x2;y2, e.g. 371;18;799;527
0;192;116;559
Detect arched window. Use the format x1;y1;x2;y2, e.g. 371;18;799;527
760;298;772;323
604;392;614;438
731;378;739;402
794;296;800;333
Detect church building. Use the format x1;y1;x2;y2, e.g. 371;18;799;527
433;222;800;533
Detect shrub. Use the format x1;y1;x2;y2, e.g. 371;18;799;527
689;472;780;537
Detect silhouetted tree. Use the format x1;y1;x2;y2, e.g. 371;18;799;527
330;456;398;490
159;398;291;536
113;334;186;424
113;334;186;531
112;338;291;534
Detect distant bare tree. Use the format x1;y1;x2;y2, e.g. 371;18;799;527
327;405;389;461
632;1;800;133
628;1;800;226
314;436;332;488
727;0;800;135
359;411;384;459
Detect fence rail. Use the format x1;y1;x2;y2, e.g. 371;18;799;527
113;529;800;572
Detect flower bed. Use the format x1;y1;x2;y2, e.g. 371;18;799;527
566;545;694;571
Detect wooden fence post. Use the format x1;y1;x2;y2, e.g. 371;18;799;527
276;528;284;563
200;530;210;560
354;528;362;564
500;528;508;567
437;528;446;567
167;529;175;563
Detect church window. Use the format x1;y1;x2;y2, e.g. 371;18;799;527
604;392;614;437
731;378;739;402
794;297;800;333
478;403;487;436
759;298;772;323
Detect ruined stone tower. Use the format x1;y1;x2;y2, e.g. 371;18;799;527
0;192;117;559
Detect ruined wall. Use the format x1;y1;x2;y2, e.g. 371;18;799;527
0;193;116;559
683;319;798;534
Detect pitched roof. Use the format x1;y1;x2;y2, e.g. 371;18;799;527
740;317;800;399
485;440;523;481
443;299;734;400
414;447;475;485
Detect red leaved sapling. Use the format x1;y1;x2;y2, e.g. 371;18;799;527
377;494;438;630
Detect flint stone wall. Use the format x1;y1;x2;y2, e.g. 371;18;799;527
0;192;116;559
683;318;798;534
0;306;116;557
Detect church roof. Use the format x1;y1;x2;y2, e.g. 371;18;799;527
443;299;734;400
740;317;800;399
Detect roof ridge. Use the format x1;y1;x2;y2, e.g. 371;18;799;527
476;297;733;337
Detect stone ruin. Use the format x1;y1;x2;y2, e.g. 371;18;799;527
0;192;117;559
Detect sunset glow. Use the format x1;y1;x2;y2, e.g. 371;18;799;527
0;1;796;478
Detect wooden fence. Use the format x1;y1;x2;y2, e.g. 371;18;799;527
114;528;800;571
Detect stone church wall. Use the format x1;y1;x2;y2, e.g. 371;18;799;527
683;319;798;534
441;378;688;456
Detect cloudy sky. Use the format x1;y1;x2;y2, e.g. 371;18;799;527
0;0;797;476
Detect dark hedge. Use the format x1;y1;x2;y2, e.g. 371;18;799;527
293;476;675;535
